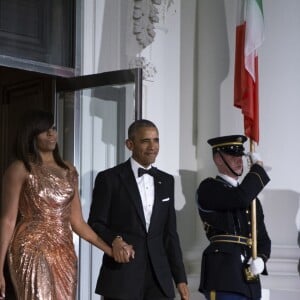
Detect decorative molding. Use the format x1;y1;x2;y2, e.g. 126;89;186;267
131;0;174;81
132;0;174;49
129;56;157;81
133;0;160;49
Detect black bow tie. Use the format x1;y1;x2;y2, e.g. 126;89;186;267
138;167;156;177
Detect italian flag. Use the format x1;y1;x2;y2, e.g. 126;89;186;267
234;0;264;143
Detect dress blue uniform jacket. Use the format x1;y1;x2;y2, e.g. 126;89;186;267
197;164;271;299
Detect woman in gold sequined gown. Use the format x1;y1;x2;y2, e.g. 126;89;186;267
0;110;113;300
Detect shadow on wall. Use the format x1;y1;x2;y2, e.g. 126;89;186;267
174;170;198;252
260;188;300;283
298;232;300;276
261;189;299;250
297;203;300;276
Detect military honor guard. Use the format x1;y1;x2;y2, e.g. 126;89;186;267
196;135;271;300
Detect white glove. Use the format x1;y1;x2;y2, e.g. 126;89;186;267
247;152;272;172
247;257;264;275
247;152;262;164
263;164;272;172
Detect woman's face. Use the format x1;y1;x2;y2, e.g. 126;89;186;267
35;125;57;153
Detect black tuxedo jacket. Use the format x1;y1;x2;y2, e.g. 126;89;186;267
88;159;187;299
196;164;271;299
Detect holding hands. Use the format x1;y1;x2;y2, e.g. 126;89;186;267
112;236;135;263
0;273;5;299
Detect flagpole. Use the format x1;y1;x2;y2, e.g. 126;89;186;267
243;138;259;281
234;0;264;281
250;139;257;260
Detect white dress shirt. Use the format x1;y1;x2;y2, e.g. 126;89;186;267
218;173;239;187
130;158;155;231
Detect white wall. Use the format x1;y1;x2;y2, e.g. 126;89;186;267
220;0;300;192
80;0;300;299
193;1;300;299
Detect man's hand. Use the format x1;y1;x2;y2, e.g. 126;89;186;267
247;152;263;166
247;257;264;275
112;236;135;263
177;282;189;300
247;152;272;172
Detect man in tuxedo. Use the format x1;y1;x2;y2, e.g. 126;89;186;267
88;119;189;300
196;135;271;300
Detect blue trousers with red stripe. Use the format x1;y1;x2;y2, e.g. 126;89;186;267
204;291;260;300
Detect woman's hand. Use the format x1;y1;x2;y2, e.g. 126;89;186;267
0;272;5;300
112;236;135;263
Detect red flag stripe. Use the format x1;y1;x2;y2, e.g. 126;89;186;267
234;21;259;143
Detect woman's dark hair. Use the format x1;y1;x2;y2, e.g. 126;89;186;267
15;110;68;172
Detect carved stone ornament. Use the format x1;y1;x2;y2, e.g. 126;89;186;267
133;0;162;49
129;56;157;81
131;0;174;81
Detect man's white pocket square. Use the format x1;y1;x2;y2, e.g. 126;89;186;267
162;197;170;202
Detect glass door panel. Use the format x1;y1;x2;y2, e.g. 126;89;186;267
55;68;142;300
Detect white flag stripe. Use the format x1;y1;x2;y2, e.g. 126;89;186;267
245;0;264;81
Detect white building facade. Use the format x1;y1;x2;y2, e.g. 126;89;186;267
76;1;300;299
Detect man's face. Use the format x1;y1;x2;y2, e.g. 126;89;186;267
214;152;244;178
126;126;159;167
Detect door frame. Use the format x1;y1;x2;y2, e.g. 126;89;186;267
56;68;143;120
55;67;143;299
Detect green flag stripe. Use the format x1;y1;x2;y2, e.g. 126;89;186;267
255;0;264;17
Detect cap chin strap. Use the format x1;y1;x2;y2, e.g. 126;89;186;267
218;151;243;177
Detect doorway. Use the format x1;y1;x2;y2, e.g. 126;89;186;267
55;68;142;298
0;65;55;299
0;65;142;299
0;66;55;195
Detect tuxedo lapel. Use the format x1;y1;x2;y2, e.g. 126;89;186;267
119;161;147;230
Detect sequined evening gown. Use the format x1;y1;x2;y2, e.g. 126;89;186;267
8;163;78;300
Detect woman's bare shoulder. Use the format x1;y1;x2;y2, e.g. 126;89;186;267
64;160;76;170
63;160;78;175
4;160;28;180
